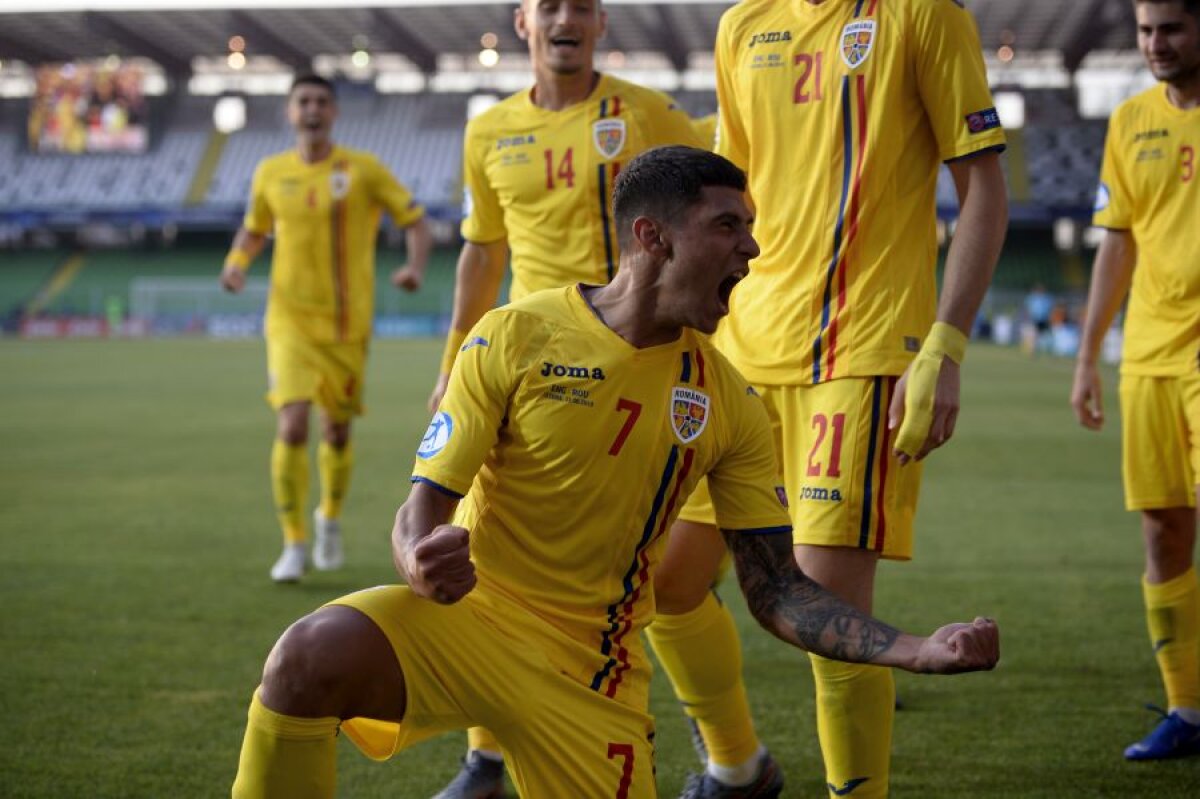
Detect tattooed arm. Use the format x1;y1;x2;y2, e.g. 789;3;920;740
724;530;999;674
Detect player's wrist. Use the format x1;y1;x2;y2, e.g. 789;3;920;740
439;328;470;375
224;247;252;272
923;321;968;365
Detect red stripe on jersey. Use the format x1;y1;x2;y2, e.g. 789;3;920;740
826;75;868;379
605;447;695;698
867;0;879;17
612;95;621;117
695;350;706;388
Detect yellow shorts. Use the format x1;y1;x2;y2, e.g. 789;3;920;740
331;586;657;799
1119;372;1200;511
680;377;921;560
265;336;367;422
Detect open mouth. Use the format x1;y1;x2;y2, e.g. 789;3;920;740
717;270;745;311
549;35;581;50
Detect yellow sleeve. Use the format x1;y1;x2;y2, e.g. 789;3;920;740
369;155;425;228
411;310;529;496
242;160;273;234
912;0;1006;162
713;12;751;174
459;116;506;244
1092;108;1133;229
643;90;707;149
708;384;791;533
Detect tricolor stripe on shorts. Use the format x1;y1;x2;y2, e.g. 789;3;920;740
857;376;895;551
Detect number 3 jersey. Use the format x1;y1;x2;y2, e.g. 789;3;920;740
1093;84;1200;377
460;74;704;301
411;286;790;709
713;0;1005;385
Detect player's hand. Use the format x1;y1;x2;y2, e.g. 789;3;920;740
391;264;423;292
427;372;450;413
912;618;999;674
219;265;246;293
404;524;475;604
890;356;960;465
1070;360;1104;430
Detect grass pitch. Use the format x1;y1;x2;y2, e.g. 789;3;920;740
1;339;1197;797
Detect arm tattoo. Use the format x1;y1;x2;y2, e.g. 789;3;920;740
724;531;900;663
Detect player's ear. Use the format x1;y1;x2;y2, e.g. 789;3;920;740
596;7;608;40
514;4;529;40
632;216;668;256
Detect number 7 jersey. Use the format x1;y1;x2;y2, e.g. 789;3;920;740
411;286;790;710
713;0;1005;385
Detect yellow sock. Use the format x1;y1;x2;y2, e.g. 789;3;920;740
646;591;759;767
231;691;339;799
810;655;893;799
317;441;353;520
467;726;503;756
271;440;308;545
1144;567;1200;711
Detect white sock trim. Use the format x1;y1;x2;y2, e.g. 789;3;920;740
706;745;766;787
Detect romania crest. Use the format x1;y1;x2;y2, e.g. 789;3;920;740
593;119;626;159
671;387;710;444
329;168;351;200
840;20;876;69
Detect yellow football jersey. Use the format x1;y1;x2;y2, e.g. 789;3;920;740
243;145;425;343
1093;84;1200;377
714;0;1005;384
411;286;790;711
460;74;704;301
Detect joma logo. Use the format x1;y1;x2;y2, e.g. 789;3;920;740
541;362;606;380
749;31;792;47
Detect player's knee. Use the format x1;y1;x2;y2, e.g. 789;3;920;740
654;568;710;615
260;608;365;717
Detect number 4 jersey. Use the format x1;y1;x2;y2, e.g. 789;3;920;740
460;74;704;301
1094;84;1200;377
713;0;1005;385
411;285;790;710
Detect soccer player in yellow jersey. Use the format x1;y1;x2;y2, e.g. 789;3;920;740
230;145;1001;799
1071;0;1200;761
426;2;770;796
220;75;432;583
664;2;1009;796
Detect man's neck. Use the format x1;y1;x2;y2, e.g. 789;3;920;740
296;138;333;164
531;69;600;111
583;266;682;349
1165;74;1200;110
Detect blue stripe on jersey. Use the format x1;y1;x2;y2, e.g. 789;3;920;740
599;98;608;118
730;525;793;536
857;377;884;548
409;476;464;500
680;351;692;384
598;164;616;282
854;0;865;17
812;76;855;385
591;445;680;692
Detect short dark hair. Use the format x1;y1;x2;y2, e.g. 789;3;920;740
1136;0;1200;18
612;146;746;250
289;74;336;99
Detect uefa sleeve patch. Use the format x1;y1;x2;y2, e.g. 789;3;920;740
417;412;453;459
964;108;1001;135
1094;182;1110;212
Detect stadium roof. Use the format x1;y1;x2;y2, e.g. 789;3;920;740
0;1;1137;77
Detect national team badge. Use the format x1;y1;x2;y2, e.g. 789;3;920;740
593;119;626;159
671;387;710;444
840;20;876;69
330;168;350;200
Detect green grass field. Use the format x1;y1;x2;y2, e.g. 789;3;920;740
1;339;1197;798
